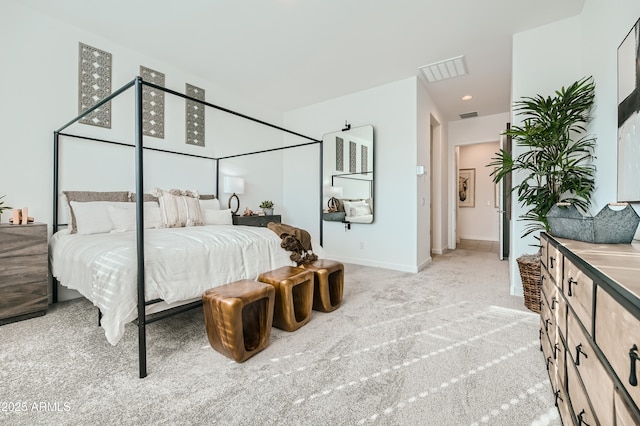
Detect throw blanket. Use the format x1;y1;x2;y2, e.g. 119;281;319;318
267;223;318;266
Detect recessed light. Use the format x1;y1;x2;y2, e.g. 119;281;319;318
462;95;473;101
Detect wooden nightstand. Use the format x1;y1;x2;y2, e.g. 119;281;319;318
0;223;48;325
232;215;281;227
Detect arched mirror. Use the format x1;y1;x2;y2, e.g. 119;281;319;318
322;125;374;223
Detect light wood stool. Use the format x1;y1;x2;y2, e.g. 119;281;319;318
202;280;275;362
301;260;344;312
258;266;313;331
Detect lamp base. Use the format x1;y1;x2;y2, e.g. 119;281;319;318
228;193;240;215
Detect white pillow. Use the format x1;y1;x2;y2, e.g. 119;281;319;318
151;188;203;227
350;205;371;217
343;200;368;217
200;199;220;210
70;201;132;235
203;209;233;225
108;203;162;232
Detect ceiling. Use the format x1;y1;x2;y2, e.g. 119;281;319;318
18;0;585;121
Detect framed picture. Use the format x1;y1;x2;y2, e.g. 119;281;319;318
617;17;640;201
458;168;475;208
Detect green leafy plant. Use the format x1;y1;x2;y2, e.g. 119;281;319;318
259;200;274;209
489;76;597;238
0;195;12;215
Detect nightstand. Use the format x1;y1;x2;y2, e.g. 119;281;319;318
232;215;282;227
0;223;48;325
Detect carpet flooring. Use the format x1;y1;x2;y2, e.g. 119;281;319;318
0;249;560;425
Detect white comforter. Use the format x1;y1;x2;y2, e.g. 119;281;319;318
50;225;322;345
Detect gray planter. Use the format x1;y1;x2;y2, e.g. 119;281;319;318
547;204;640;244
262;208;273;216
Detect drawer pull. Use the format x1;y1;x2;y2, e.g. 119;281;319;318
546;356;553;371
567;277;577;297
553;343;559;360
539;298;544;312
554;390;563;407
551;297;557;310
545;318;552;332
630;344;640;386
575;343;588;366
550;256;555;269
577;409;590;425
539;328;543;351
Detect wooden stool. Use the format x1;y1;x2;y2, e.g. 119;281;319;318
202;280;275;362
258;266;313;332
301;260;344;312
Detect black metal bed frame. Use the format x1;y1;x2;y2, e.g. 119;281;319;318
52;76;323;378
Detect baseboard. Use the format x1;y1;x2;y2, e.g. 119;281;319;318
324;255;420;273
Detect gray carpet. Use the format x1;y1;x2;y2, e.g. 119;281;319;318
1;249;560;425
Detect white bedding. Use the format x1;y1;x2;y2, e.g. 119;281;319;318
50;225;323;345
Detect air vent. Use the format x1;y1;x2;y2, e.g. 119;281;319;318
459;111;478;119
419;55;468;83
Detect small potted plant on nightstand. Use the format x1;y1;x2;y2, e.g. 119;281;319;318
259;200;274;216
0;195;11;223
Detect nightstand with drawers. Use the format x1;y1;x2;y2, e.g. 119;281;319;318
232;215;281;227
0;223;48;325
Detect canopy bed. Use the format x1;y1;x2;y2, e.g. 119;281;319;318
52;76;324;377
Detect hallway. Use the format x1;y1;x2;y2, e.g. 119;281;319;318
458;238;500;253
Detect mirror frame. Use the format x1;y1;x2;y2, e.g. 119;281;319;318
321;125;374;225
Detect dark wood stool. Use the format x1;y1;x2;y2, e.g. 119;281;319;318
202;280;275;362
301;260;344;312
258;266;313;331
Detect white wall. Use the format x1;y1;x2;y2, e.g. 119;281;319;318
457;142;500;241
0;2;289;229
509;0;640;295
448;113;510;247
417;80;447;262
284;76;441;272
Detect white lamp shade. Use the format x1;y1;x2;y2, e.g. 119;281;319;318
329;186;343;197
223;176;245;194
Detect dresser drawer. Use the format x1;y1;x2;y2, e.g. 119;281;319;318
616;386;640;426
567;309;614;422
555;384;574;426
564;257;594;335
541;268;554;307
541;303;557;350
541;234;549;269
548;244;562;285
567;360;598;426
596;287;640;410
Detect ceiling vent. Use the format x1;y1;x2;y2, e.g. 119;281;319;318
459;111;478;119
419;55;468;83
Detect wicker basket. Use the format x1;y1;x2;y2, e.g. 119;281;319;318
517;253;541;314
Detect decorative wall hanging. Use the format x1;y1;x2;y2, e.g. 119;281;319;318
78;42;112;128
617;17;640;201
458;168;475;208
140;66;165;139
361;145;368;175
335;137;344;171
349;141;356;173
185;83;205;146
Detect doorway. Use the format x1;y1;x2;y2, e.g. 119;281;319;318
456;141;501;254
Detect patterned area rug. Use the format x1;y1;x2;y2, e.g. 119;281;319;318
1;249;560;425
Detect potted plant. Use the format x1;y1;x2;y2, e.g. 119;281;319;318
0;195;11;223
489;76;597;312
259;200;275;216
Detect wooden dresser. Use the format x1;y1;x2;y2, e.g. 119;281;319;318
0;223;48;325
540;232;640;425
